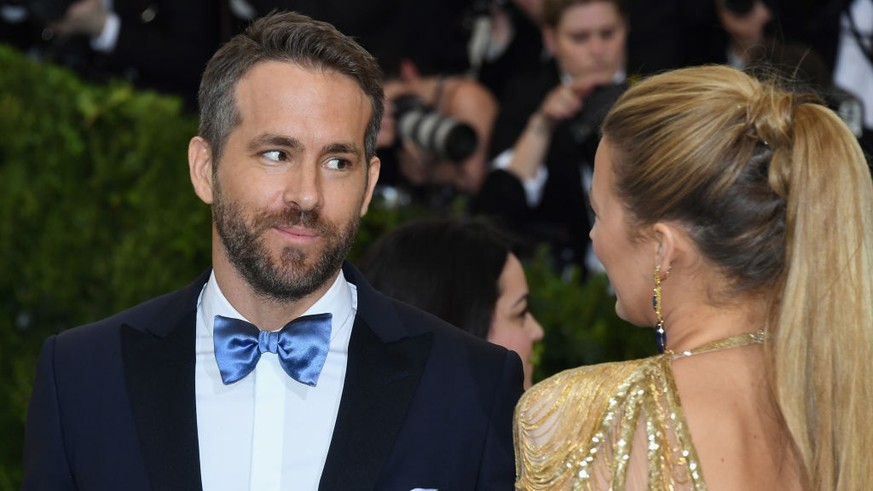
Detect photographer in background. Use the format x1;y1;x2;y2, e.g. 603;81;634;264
472;0;628;277
0;0;219;110
375;58;498;209
377;59;497;208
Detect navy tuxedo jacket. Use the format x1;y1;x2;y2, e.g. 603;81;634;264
23;263;523;490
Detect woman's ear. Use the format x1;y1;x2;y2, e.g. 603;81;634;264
188;136;215;205
652;222;681;277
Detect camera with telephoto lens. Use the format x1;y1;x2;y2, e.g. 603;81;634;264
723;0;755;15
21;0;76;22
393;94;477;163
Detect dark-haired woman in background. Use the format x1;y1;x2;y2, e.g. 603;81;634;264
360;217;544;389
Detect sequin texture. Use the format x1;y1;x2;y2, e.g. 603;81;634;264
514;330;765;490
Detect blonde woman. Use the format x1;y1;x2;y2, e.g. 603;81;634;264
514;65;873;490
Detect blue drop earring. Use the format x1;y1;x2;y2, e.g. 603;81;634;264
653;264;666;353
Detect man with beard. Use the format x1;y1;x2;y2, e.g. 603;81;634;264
22;11;523;491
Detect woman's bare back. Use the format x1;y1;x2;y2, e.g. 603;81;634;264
671;344;804;490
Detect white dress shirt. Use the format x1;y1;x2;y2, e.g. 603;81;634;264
194;270;357;490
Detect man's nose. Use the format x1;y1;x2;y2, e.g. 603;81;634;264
283;163;321;211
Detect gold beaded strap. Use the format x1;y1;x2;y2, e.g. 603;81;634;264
667;330;766;359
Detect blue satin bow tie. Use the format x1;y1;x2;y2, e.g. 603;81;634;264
213;313;332;386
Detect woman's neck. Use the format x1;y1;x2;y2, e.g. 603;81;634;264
662;296;768;353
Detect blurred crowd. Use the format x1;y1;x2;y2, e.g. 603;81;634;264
3;0;870;275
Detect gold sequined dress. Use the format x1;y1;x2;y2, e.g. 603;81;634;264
514;331;765;490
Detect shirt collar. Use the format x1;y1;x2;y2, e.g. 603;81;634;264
200;270;354;335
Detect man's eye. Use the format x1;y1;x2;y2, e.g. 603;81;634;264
325;157;351;171
262;150;285;162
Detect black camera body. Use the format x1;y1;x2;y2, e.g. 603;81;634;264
393;94;477;163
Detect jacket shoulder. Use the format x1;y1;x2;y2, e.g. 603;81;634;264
55;270;208;344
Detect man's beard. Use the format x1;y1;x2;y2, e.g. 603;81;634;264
212;187;359;303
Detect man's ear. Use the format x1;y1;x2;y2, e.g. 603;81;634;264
188;136;215;204
359;156;381;217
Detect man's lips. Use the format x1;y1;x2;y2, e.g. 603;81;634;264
272;225;321;240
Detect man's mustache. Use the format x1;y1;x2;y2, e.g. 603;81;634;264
255;207;331;234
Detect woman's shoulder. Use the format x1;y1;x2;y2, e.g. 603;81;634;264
515;357;659;435
514;356;672;489
521;358;653;407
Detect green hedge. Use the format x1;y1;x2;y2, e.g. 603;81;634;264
0;43;211;489
0;44;652;489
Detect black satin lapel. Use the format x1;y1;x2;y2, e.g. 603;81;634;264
318;318;433;490
122;311;203;491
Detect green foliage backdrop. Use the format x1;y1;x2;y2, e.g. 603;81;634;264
0;44;652;489
0;44;211;489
